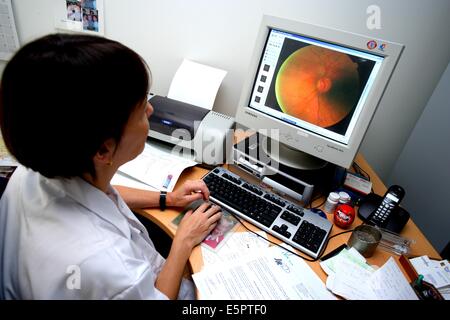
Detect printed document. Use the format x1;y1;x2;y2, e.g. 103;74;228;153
118;143;197;192
325;254;418;300
193;246;336;300
367;257;418;300
201;231;269;267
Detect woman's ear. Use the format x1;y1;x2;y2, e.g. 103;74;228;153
94;138;117;166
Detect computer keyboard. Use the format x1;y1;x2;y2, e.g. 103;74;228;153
202;167;332;259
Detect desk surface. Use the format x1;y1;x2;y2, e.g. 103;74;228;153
135;152;440;286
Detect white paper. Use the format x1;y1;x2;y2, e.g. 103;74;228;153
201;231;269;268
410;255;450;289
327;258;376;300
320;247;372;276
193;246;336;300
0;0;19;61
168;59;227;110
0;133;17;166
118;143;197;192
324;253;418;300
111;171;158;192
367;257;418;300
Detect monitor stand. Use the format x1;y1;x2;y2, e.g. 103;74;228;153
262;137;327;171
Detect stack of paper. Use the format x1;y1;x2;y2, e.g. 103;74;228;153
410;255;450;300
321;248;418;300
0;133;17;167
193;244;337;300
117;143;197;192
0;133;17;179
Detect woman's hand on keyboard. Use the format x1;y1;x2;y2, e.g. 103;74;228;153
174;202;222;249
167;180;210;207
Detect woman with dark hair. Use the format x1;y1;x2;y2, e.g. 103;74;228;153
0;34;221;299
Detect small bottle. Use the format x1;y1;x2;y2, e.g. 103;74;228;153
324;192;340;214
338;191;351;204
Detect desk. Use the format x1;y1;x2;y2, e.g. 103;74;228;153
135;152;440;290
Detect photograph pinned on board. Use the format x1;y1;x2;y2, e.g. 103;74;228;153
83;8;99;32
81;0;97;10
66;0;82;22
56;0;104;35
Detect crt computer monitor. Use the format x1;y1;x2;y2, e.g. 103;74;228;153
235;15;404;170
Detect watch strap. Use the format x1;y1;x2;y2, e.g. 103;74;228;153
159;191;167;211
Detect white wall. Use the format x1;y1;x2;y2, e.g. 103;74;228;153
4;0;450;182
388;63;450;253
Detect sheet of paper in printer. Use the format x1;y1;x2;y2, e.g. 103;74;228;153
167;59;227;110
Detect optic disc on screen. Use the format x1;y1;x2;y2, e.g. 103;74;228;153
275;46;359;128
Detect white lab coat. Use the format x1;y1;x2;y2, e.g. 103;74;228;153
0;166;195;299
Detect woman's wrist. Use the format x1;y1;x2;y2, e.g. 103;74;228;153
172;235;194;257
166;191;175;207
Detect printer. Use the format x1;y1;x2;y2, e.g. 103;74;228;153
147;95;235;165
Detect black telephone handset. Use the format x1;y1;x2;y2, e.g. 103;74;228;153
367;185;405;228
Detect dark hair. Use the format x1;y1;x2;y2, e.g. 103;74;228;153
0;33;150;178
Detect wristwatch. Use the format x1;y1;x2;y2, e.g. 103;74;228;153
159;191;167;211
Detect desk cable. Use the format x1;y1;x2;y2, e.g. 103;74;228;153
227;210;354;262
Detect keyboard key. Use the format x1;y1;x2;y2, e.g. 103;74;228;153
263;194;286;207
280;212;301;226
287;205;304;217
242;183;263;196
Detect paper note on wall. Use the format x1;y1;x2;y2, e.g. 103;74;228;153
0;0;20;61
167;59;227;110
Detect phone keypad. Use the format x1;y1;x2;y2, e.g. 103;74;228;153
373;200;395;223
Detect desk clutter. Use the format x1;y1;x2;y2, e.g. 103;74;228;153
193;230;337;300
409;255;450;299
191;227;423;300
179;195;424;300
320;245;418;299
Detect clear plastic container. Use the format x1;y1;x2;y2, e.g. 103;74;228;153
376;227;416;256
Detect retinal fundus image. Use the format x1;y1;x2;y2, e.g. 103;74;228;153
266;38;375;136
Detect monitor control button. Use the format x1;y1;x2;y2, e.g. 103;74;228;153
315;145;324;152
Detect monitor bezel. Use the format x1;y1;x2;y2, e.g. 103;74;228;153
235;15;404;169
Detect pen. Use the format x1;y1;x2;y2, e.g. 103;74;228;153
163;174;173;189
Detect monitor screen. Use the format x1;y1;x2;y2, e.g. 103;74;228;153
235;16;403;169
249;29;384;145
